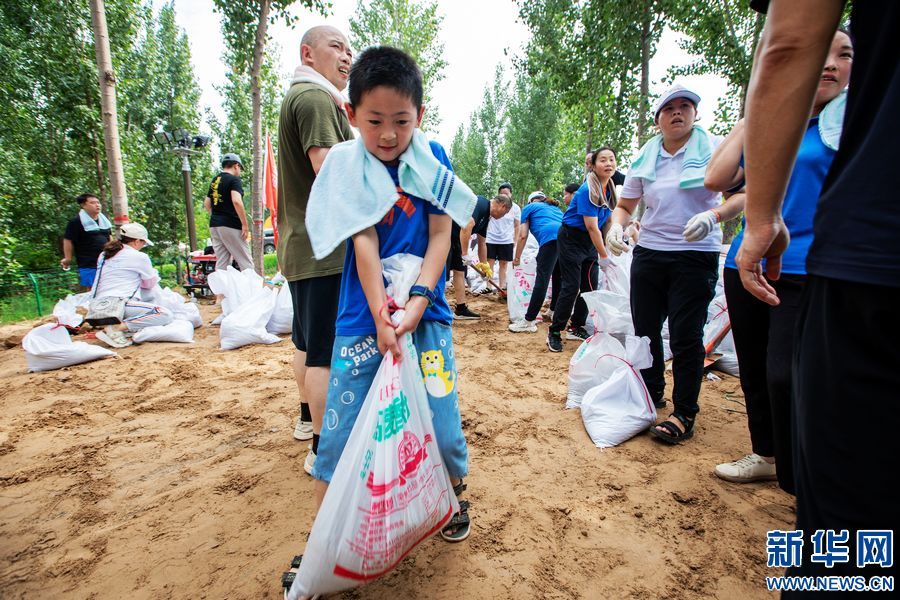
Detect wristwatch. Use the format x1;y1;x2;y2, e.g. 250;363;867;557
409;284;435;307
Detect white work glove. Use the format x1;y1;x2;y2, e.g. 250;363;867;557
598;256;615;270
683;210;719;242
605;223;629;256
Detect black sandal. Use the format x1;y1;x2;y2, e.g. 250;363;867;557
650;413;695;444
441;480;470;542
281;555;321;600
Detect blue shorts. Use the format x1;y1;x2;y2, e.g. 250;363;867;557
78;268;97;287
313;320;468;482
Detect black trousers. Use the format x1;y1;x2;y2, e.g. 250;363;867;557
723;268;804;495
524;240;560;322
550;225;598;333
630;246;717;418
784;275;900;587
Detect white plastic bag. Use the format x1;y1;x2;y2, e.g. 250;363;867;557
289;255;458;598
580;336;656;448
506;258;535;323
23;323;115;372
144;285;203;329
52;295;84;329
219;287;280;350
207;266;263;317
265;284;294;334
132;319;195;344
566;291;628;408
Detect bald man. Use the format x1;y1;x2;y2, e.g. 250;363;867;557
277;25;353;477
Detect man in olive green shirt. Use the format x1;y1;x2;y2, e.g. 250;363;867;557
277;25;353;476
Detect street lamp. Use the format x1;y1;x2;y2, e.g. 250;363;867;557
154;129;210;251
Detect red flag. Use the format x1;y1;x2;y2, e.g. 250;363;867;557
264;133;278;247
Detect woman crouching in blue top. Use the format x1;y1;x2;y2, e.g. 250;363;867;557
546;147;618;351
605;84;745;444
704;28;853;491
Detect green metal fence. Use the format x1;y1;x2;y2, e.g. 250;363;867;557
0;268;82;324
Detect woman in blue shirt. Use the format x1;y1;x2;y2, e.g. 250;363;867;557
546;147;616;352
703;28;853;492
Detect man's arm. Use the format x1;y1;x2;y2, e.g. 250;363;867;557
308;147;332;175
705;119;746;192
477;236;487;264
61;238;74;269
740;0;844;304
203;197;212;214
396;214;451;337
514;221;531;265
231;190;250;240
352;226;401;359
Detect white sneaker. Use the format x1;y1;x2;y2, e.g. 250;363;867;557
293;418;313;441
304;447;316;475
508;318;537;333
97;326;132;348
714;453;777;483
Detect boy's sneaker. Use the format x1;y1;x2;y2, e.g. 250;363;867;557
304;446;316;476
508;318;537;333
454;304;480;320
714;454;777;483
547;331;563;352
293;418;313;441
475;287;493;295
566;326;590;341
97;326;132;348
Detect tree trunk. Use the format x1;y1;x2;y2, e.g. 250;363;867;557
85;90;108;207
637;1;653;146
89;0;128;232
249;0;271;274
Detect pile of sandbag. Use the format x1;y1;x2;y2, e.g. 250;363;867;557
23;323;116;372
143;285;203;329
207;266;289;350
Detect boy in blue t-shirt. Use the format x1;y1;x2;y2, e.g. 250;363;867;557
311;47;470;543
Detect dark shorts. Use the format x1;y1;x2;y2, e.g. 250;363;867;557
447;225;466;272
78;267;97;287
288;274;342;367
486;243;513;262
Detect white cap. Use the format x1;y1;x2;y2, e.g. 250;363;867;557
527;191;546;202
653;83;701;120
120;222;154;246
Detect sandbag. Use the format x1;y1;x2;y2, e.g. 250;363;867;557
219;287;280;350
506;256;537;323
143;285;203;328
52;295;86;329
288;254;457;598
265;284;294;334
132;319;195;344
207;266;263;317
567;291;626;408
580;336;656;448
23;323;116;372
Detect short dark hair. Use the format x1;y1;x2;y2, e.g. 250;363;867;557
348;46;423;110
564;183;580;194
498;182;512;193
76;193;98;205
591;146;617;165
222;160;240;169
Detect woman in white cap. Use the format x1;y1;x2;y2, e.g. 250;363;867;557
90;222;173;348
605;84;743;444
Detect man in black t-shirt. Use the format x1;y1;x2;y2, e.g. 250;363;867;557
204;153;253;271
741;0;900;587
62;193;112;288
447;194;512;319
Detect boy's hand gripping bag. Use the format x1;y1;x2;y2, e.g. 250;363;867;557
288;255;459;598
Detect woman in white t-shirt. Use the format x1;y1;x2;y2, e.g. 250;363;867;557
605;84;743;445
90;222;173;348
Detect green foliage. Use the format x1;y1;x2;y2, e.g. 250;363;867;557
449;114;489;196
0;0;208;270
349;0;447;132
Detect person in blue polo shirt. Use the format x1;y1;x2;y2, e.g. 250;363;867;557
509;191;563;333
546;147;617;351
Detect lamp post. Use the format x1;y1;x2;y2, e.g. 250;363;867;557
154;129;210;252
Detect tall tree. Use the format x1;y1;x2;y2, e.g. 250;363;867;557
90;0;129;230
478;65;509;194
349;0;447;131
449;115;489;196
213;0;327;273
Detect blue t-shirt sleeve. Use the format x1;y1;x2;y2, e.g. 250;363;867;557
573;187;599;219
520;203;534;224
429;140;453;171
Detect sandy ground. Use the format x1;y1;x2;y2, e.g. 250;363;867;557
0;295;792;599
